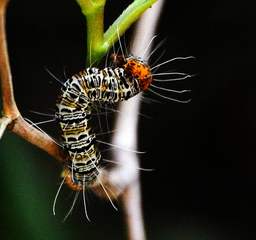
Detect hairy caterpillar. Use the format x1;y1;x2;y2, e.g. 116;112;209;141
51;51;193;220
56;55;153;191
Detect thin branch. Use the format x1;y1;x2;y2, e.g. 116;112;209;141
0;0;19;136
10;116;66;162
0;0;67;161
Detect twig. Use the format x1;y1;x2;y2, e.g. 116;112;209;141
0;0;66;161
10;116;66;161
0;0;19;135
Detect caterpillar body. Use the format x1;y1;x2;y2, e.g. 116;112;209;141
56;56;153;191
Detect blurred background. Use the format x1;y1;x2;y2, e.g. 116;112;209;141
0;0;255;239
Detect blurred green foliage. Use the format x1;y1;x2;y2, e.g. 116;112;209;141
0;132;124;240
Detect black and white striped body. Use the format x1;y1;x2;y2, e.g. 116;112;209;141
56;67;141;189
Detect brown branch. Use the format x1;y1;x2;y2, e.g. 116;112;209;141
10;116;67;161
0;0;66;160
0;0;18;118
0;0;19;122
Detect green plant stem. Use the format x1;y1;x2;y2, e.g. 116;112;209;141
103;0;157;51
76;0;106;65
85;8;105;65
76;0;157;66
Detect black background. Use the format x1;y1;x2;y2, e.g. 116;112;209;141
1;0;256;239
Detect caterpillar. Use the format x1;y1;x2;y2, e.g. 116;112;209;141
56;55;153;192
51;52;193;220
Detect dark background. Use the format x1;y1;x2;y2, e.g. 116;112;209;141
0;0;255;239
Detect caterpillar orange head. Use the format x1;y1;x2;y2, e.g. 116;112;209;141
111;54;153;91
123;56;153;91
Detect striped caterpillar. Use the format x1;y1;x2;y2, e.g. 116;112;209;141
56;55;153;192
52;52;193;220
